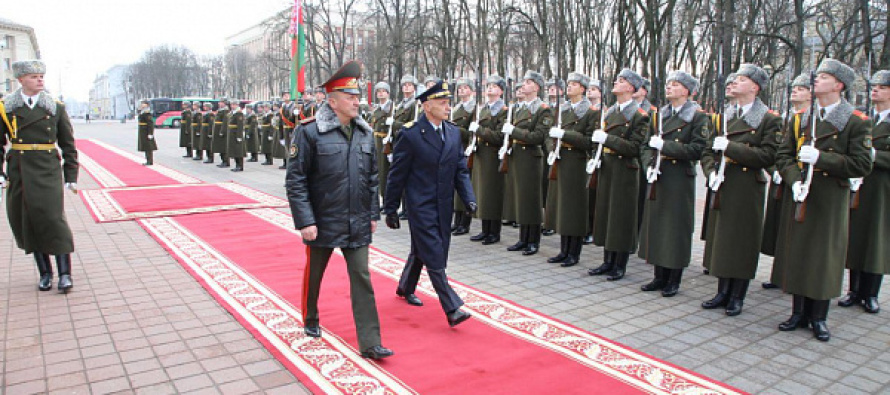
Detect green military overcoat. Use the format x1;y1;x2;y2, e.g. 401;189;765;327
226;109;246;158
507;99;553;225
847;117;889;274
179;108;192;148
473;101;508;220
137;110;157;152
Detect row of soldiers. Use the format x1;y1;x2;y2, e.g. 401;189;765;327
137;90;327;171
364;58;885;343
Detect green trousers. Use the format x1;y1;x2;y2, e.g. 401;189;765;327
303;246;381;351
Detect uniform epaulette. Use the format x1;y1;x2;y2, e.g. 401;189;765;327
696;108;706;113
540;103;550;109
650;105;657;112
852;110;869;120
300;116;315;125
796;108;807;114
403;121;415;129
637;107;648;115
768;110;780;116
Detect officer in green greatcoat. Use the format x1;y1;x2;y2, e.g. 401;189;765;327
201;102;215;163
191;102;204;161
501;71;554;256
260;101;275;165
211;98;230;166
245;104;259;162
450;77;477;236
775;59;872;342
545;72;597;268
700;65;780;316
137;99;157;165
469;75;509;245
179;100;193;158
502;85;524;227
638;69;709;297
226;101;246;172
370;82;394;202
0;60;78;293
839;70;890;315
588;69;648;278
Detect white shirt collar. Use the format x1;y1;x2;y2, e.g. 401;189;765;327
21;91;39;109
429;120;442;130
817;101;839;118
738;101;755;117
618;99;634;111
877;108;890;124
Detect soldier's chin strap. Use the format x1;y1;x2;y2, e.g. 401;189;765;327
0;100;18;139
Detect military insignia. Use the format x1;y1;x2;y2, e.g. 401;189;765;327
289;143;299;158
443;82;449;90
864;135;873;149
404;121;415;129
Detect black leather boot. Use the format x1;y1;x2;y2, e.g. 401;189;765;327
863;273;881;314
193;151;203;160
508;225;528;251
588;251;615;276
217;157;231;168
702;277;731;309
183;148;193;158
451;211;462;232
523;225;541;256
204;153;215;163
471;220;490;242
279;159;287;169
231;158;244;172
482;221;501;245
452;211;469;235
725;279;750;316
606;252;628;281
560;237;581;267
778;294;809;331
762;281;779;289
262;154;273;165
548;236;569;263
143;150;153;166
838;270;861;307
247;153;259;162
809;299;830;341
34;253;53;291
56;254;73;293
661;268;683;297
641;266;667;291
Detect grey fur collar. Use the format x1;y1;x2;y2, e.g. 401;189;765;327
660;100;700;123
727;98;768;129
822;99;855;132
315;102;373;135
526;98;545;114
377;100;393;113
640;98;653;111
560;97;592;119
459;99;476;112
399;98;416;110
607;100;640;121
488;99;505;116
3;89;57;116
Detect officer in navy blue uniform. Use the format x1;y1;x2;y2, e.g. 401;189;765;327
384;80;478;327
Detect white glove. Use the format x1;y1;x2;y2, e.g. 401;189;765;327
502;123;515;136
65;182;78;194
648;135;664;150
792;181;805;202
236;138;242;142
147;135;154;140
268;136;273;141
708;172;724;190
872;148;877;160
712;136;729;151
548;127;564;139
469;122;480;133
646;167;660;183
0;175;6;189
591;129;608;143
387;154;393;163
279;139;285;146
772;170;782;185
799;145;820;164
850;178;863;191
293;108;300;116
385;117;394;126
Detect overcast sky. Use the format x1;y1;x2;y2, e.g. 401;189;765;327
5;0;294;101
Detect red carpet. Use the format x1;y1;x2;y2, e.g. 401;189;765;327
79;183;287;222
77;139;201;187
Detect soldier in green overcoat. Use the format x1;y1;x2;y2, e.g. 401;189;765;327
839;70;890;315
775;59;872;342
501;71;554;256
389;75;420;218
260;102;275;165
369;82;393;200
545;72;598;268
450;78;477;236
201;102;215;163
469;75;509;245
137;99;157;165
271;101;287;168
211;98;230;166
588;69;648;278
225;101;246;172
1;60;78;293
700;65;780;316
245;104;259;162
638;69;709;297
179;100;192;158
191;102;204;161
502;85;524;227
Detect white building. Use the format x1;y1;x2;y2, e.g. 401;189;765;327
89;65;131;119
0;17;40;96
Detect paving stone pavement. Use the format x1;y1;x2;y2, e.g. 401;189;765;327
3;120;890;394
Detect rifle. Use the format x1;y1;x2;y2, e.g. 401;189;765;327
466;66;484;170
774;60;795;201
382;101;396;155
547;76;564;180
794;71;818;222
850;52;872;209
498;76;514;173
709;41;727;210
646;48;663;200
586;73;607;189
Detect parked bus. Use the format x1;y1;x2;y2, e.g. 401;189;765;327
147;97;215;128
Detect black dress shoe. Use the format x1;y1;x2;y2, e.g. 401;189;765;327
541;228;555;236
506;241;527;251
38;274;53;291
217;163;230;168
361;345;394;360
547;253;568;263
203;158;214;163
811;321;830;341
863;297;880;314
777;314;808;331
762;281;779;289
837;292;861;307
522;244;539;256
470;232;488;242
57;275;73;293
582;235;593;244
304;326;322;337
452;226;469;235
481;235;500;245
231;167;243;172
640;279;666;292
397;292;423;306
447;310;472;327
247;157;259;162
279;165;287;169
398;211;408;220
192;156;203;161
588;263;613;276
559;256;578;267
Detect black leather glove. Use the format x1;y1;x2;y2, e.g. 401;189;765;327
385;213;401;229
466;202;478;215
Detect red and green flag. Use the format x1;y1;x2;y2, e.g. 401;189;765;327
290;0;306;98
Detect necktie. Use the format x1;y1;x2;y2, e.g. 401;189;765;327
27;97;33;107
820;108;826;121
737;107;743;119
436;127;444;142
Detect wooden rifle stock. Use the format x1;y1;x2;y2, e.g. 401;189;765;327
467;150;475;169
646;181;657;200
586;171;598;189
773;183;783;200
794;200;807;222
709;189;720;210
383;140;393;155
548;140;559;180
498;143;510;173
850;189;860;209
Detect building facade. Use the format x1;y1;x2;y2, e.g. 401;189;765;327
89;65;132;119
0;17;40;96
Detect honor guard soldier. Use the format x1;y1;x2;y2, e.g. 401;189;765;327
469;75;509;244
1;60;79;292
384;79;477;326
424;75;438;90
586;79;602;108
587;69;648;278
299;92;316;120
633;78;657;234
271;100;288;169
585;79;604;244
840;70;890;314
542;78;565;237
201;102;215;163
544;72;598;267
191;102;204;161
212;98;230;166
280;91;298;146
638;69;709;297
369;81;393;202
286;60;393;360
137;99;157;165
775;59;872;341
179;100;193;158
502;83;525;228
762;73;811;288
700;65;780;316
226;101;246;172
260;102;275;165
450;77;477;236
502;71;554;256
245;103;259;162
387;75;420;219
700;73;740;249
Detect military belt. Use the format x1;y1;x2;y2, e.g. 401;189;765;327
228;125;238;128
261;124;271;127
139;123;149;126
11;143;55;151
512;139;534;146
374;132;388;138
215;122;224;124
603;147;615;154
